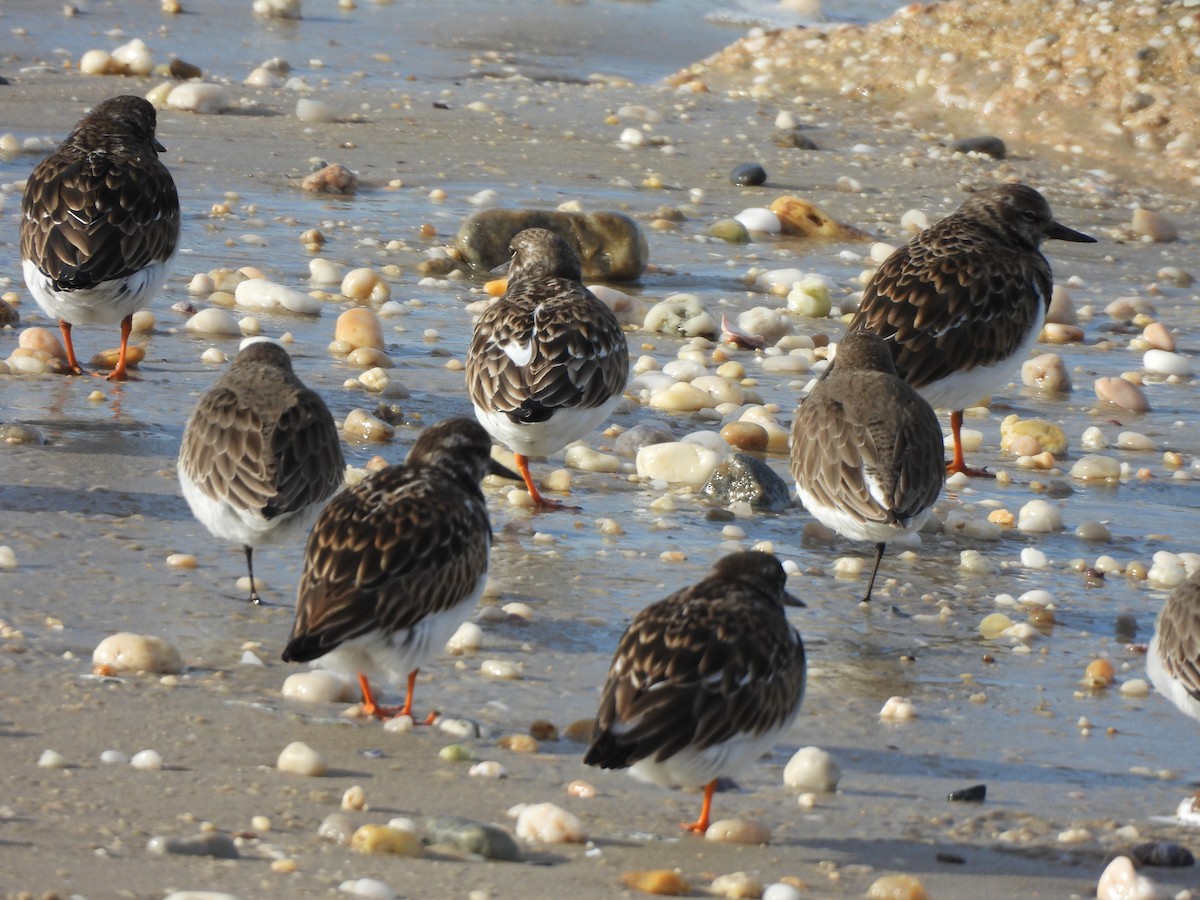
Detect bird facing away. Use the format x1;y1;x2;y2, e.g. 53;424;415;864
584;551;807;834
1147;569;1200;723
789;329;945;603
178;339;344;604
20;95;180;381
849;183;1095;476
282;417;517;722
466;227;629;510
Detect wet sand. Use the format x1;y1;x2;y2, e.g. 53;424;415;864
3;1;1200;898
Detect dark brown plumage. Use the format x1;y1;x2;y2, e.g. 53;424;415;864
20;95;180;380
849;183;1095;476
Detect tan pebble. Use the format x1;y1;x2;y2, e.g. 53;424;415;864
986;509;1014;528
515;802;586;844
768;195;871;240
561;719;594;742
1084;658;1115;687
720;421;769;452
89;345;145;370
93;633;182;674
879;696;917;720
276;741;328;777
497;734;538;753
346;347;394;370
341;785;367;810
270;858;297;873
301;163;357;195
334;307;385;350
1142;322;1175;352
1095;376;1150;413
710;872;762;900
1000;416;1067;456
529;720;558;740
1040;322;1084;344
866;873;929;900
621;870;691;896
165;553;198;569
705;818;771;844
1021;352;1071;393
18;327;67;360
130;310;156;333
566;779;596;799
1097;855;1163;900
350;824;422;856
343;409;394;442
341;268;390;302
1131;207;1178;243
485;278;507;296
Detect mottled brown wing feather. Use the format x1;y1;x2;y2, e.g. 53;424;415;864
179;386;275;515
1159;586;1200;702
262;391;345;520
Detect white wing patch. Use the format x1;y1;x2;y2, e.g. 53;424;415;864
501;338;534;368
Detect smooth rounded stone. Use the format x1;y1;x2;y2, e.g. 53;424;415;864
1081;426;1109;451
643;294;717;338
296;98;337;124
496;734;538;753
131;749;164;770
514;803;585;844
185;308;241;336
446;621;483;654
710;871;763;900
702;454;792;511
636;441;720;488
343;409;394;442
38;749;68;769
650;381;713;412
357;366;392;392
1156;266;1194;287
302;163;357;195
1143;349;1193;377
564;445;620;473
0;298;19;328
736;407;791;453
336;310;386;356
80;48;120;75
622;870;691;895
709;217;752;243
455;209;647;281
347;349;394;371
1119;678;1151;698
768;196;872;240
1021;353;1071;393
866;873;929;900
18;327;67;360
90;345;146;371
783;746;840;792
1076;521;1112;542
1000;416;1068;456
167;82;229;114
308;258;341;285
1017;499;1064;533
1046;284;1077;325
618;126;646;147
1070;454;1121;483
1097;855;1164;900
162;894;239;900
1142;322;1175;352
282;670;352;703
879;696;917;720
763;885;804;900
100;750;130;765
1095;376;1150;413
775;128;818;150
93;633;182;675
338;879;395;900
438;744;474;762
737;306;791;343
730;162;767;186
129;310;156;334
614;423;674;457
949;135;1006;158
0;422;44;448
425;816;522;861
341;268;390;302
720;421;769;452
734;207;782;233
1106;296;1157;322
318;812;355;845
662;358;707;381
277;741;328;777
5;349;54;375
147;832;239;859
979;613;1014;640
705;819;771;844
1021;547;1049;569
351;824;422;857
1131;207;1179;243
112;38;155;74
1148;551;1187;589
234;279;321;315
469;760;507;779
1117;431;1156;451
244;66;280;87
480;659;521;680
1128;840;1195;868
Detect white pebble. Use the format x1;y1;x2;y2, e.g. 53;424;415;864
1016;499;1063;533
37;749;68;769
468;761;508;778
1148;551;1187;589
277;741;328;776
635;441;720;488
338;879;396;900
480;659;522;680
734;207;782;233
235;278;321;315
296;98;337;123
186;308;241;336
446;621;483;654
0;546;17;569
100;750;130;765
783;746;841;792
618;127;646;147
1070;455;1121;482
1096;855;1166;900
131;749;164;770
200;347;227;365
879;696;917;720
93;633;182;674
1117;431;1156;451
763;884;804;900
309;258;341;284
1080;426;1109;450
1020;547;1049;569
342;785;367;810
167;82;229;114
514;802;586;844
1143;349;1192;377
281;670;352;703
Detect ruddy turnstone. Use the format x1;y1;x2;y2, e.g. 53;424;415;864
583;550;806;833
20;95;180;381
1147;569;1200;722
465;227;629;509
178;339;344;605
789;329;944;604
282;417;516;721
849;183;1095;476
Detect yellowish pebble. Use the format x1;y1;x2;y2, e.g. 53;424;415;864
341;785;367;811
1084;658;1115;687
497;734;538;753
350;824;422;856
165;553;198;569
485;278;507;296
621;870;691;896
866;873;929;900
705;818;771;844
92;633;182;675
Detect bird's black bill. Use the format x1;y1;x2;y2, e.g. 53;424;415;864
489;459;522;482
1046;221;1097;243
783;590;806;608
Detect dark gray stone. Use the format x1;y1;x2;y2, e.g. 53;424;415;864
147;832;240;859
425;816;522;862
949;136;1007;159
613;423;674;457
702;454;792;511
730;162;767;186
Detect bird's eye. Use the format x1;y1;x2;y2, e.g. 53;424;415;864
1022;209;1037;221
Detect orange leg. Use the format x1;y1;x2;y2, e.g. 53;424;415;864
58;320;85;376
106;315;135;381
357;671;436;724
682;779;717;834
514;452;578;511
946;409;994;478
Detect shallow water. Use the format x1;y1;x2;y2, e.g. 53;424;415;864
2;0;1200;896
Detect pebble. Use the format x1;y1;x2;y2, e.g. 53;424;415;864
468;761;507;778
342;785;367;811
643;294;717;338
446;621;483;654
866;873;929;900
296;98;337;123
1128;840;1195;867
564;445;620;473
1070;455;1121;483
1143;349;1192;377
186;308;242;336
705;818;771;844
1131;207;1178;243
341;268;390;302
439;744;475;762
37;749;68;769
481;659;522;680
514;802;586;844
783;746;841;792
1021;353;1071;393
1148;551;1187;589
92;633;182;675
763;885;804;900
276;741;328;776
1040;322;1084;343
709;218;752;243
1117;431;1155;451
18;327;67;360
235;279;321;315
0;546;19;568
636;441;721;488
425;816;522;861
302;163;358;195
702;454;793;511
1017;499;1064;533
710;871;763;899
949;135;1006;158
253;0;301;17
735;207;782;233
167;82;229;114
496;734;537;753
1097;855;1165;900
786;275;834;317
100;750;130;765
455;209;648;281
318;813;355;845
730;162;767;186
621;870;691;896
147;832;240;859
281;669;352;703
721;422;770;452
131;749;164;770
343;409;394;442
1096;375;1151;413
338;879;396;900
1000;416;1067;456
769;196;871;240
879;696;917;720
335;307;385;350
351;824;422;856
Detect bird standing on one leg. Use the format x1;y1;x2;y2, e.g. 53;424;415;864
789;329;945;604
849;183;1095;477
178;339;344;605
282;418;516;722
20;95;180;381
584;551;807;834
466;227;629;509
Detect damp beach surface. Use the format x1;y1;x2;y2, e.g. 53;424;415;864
2;1;1200;897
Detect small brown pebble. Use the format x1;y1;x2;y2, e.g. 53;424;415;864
622;869;691;896
529;719;558;741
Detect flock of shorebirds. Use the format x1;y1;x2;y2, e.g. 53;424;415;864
15;94;1200;833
